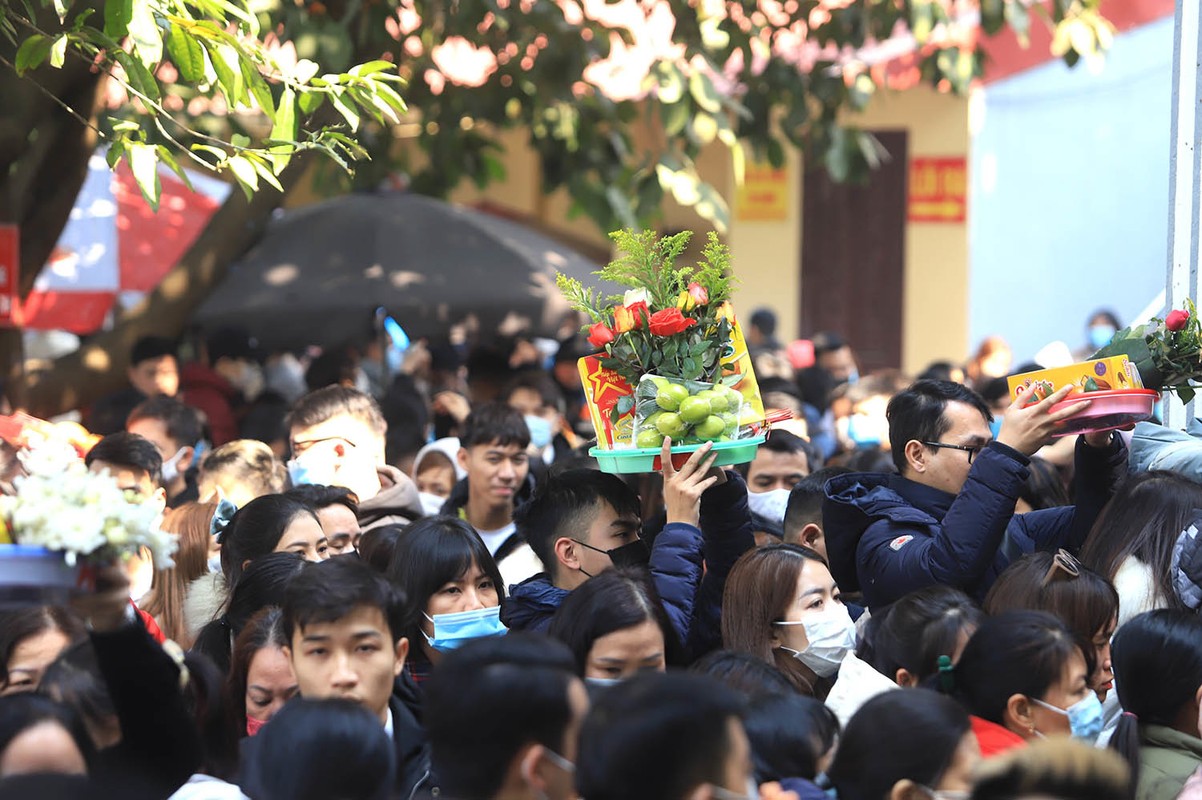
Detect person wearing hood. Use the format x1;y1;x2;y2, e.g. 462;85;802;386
822;379;1127;610
411;438;467;517
285;386;423;531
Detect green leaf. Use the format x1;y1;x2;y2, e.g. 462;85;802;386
115;50;161;104
105;139;125;169
15;35;53;75
248;155;284;191
689;70;722;114
227;155;259;199
127;142;161;210
267;87;296;173
155;145;192;191
104;0;134;38
128;0;162;69
202;41;243;105
349;60;396;77
48;34;67;69
297;89;326;116
167;23;206;83
239;55;274;115
53;0;70;23
190;143;228;165
329;89;360;131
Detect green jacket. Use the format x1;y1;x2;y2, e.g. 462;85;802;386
1138;724;1202;800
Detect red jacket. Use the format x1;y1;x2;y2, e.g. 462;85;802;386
132;602;166;644
971;715;1027;759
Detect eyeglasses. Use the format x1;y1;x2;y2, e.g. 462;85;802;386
1042;549;1081;586
290;435;358;457
921;441;985;464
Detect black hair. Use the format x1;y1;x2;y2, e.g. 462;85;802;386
182;648;241;781
130;336;177;366
459;402;531;450
749;308;777;336
218;495;320;592
386;516;505;662
689;650;798;700
784;466;852;539
1020;457;1070;511
37;640;115;750
286;386;386;440
886;379;993;473
917;361;962;384
514;469;642;579
734;430;819;480
1109;610;1202;792
192;552;307;674
281;558;407;646
239;393;290;447
356;525;404;575
127;395;204;449
1080;471;1202;610
828;689;970;800
0;607;85;690
205;327;255;364
576;671;745;800
811;331;847;357
283;484;360;516
1088;309;1122;331
547;568;683;676
745;692;839;783
502;371;567;415
241;698;394;800
425;633;578;799
304;347;359;392
979;376;1011;407
84;431;163;487
381;375;430;466
862;585;983;686
950;611;1090;726
0;692;95;771
226;607;288;740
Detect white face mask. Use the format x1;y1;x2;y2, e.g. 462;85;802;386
161;447;189;485
746;488;791;524
419;491;446;516
776;605;856;678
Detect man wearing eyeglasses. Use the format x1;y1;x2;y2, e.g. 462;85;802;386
822;379;1127;609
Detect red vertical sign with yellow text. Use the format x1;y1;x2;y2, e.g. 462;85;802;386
0;226;18;327
908;158;967;223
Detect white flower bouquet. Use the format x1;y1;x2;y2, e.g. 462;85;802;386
0;432;176;577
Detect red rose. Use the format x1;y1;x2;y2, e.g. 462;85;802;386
1166;309;1190;332
648;307;698;336
587;322;615;348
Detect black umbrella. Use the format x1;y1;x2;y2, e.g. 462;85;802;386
194;192;603;350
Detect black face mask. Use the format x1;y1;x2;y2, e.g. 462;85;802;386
572;537;651;571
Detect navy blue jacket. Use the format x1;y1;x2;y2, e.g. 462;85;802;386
687;470;756;658
823;436;1127;609
501;519;704;642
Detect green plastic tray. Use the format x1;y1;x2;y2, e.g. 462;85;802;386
589;435;766;474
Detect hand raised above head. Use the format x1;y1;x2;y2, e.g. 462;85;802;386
996;385;1090;457
661;439;719;528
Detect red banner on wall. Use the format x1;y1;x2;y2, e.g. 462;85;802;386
908;158;967;223
0;226;18;327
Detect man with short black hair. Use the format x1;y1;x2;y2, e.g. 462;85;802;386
127;396;204;507
823;379;1128;609
287;386;422;530
444;402;542;588
284;484;362;556
577;671;754;800
783;466;853;558
502;372;576;464
734;431;818;543
87;336;179;436
425;634;586;800
86;431;164;504
276;558;431;798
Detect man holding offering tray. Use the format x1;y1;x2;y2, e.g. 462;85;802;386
822;379;1128;610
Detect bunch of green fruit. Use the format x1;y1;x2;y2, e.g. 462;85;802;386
632;377;745;449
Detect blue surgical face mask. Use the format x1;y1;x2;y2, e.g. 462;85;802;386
1088;324;1117;351
207;553;223;574
1033;693;1104;742
989;417;1003;440
422;606;507;652
585;676;624;690
525;415;554;450
846;414;881;447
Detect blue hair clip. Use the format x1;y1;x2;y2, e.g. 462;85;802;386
210;497;238;539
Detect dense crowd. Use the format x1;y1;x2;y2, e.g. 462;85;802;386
0;309;1197;800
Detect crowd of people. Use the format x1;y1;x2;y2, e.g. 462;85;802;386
0;308;1197;800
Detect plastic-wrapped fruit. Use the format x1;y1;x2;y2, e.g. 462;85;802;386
679;396;712;424
699;389;729;413
695;415;726;440
656;383;690;411
724;386;744;410
720;412;738;434
636;429;666;448
656;413;688;437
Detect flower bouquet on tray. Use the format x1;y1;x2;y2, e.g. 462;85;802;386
1093;301;1202;402
556;229;766;474
0;429;176;605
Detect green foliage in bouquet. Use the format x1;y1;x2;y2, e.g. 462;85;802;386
1093;299;1201;402
556;229;740;392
